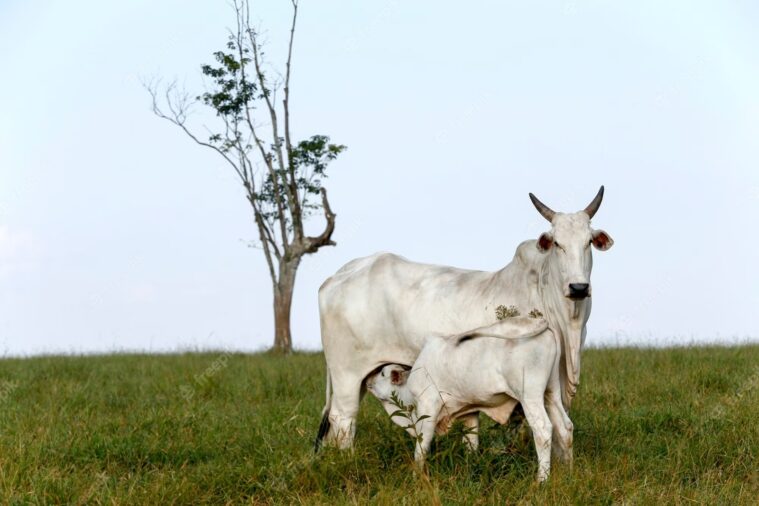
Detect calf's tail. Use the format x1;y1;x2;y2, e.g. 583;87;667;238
313;369;332;453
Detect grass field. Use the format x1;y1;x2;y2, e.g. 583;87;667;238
0;345;757;504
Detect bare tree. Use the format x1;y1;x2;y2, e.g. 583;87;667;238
147;0;345;353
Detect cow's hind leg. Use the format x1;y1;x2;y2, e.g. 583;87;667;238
326;371;363;449
521;399;553;483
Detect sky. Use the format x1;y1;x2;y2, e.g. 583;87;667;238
1;0;758;355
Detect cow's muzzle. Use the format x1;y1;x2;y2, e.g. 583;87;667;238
568;283;590;300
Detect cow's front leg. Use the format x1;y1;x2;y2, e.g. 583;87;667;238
460;412;480;451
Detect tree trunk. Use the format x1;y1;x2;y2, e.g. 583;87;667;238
272;259;299;353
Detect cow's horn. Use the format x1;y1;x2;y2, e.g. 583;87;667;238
583;185;605;219
529;193;555;223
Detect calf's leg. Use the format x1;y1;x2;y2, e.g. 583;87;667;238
546;389;574;466
521;399;553;482
412;399;441;466
460;413;480;451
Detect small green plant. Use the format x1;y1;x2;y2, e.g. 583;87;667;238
386;392;480;469
495;305;520;320
387;391;429;447
528;309;544;318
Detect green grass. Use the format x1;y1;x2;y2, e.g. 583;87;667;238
0;346;757;504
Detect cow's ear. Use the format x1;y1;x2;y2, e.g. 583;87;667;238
592;229;614;251
390;369;408;385
537;232;554;252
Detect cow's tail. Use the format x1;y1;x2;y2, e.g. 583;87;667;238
313;369;332;453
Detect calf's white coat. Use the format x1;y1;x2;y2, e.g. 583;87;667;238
365;317;572;482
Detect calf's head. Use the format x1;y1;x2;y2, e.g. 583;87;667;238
365;364;410;401
529;186;614;301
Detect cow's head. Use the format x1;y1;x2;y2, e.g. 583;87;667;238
530;186;614;301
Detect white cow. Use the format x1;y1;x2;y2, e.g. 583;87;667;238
316;187;614;451
364;316;570;482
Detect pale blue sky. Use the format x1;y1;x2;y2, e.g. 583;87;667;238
1;0;758;355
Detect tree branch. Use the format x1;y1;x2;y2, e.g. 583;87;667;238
252;201;279;285
145;80;249;187
296;187;336;256
283;1;304;240
248;13;303;242
233;2;291;251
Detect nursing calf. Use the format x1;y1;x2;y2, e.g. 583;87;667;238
365;317;573;482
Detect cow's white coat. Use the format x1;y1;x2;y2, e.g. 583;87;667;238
317;189;613;453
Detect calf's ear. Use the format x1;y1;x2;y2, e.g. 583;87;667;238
390;369;409;386
592;229;614;251
537;232;554;252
